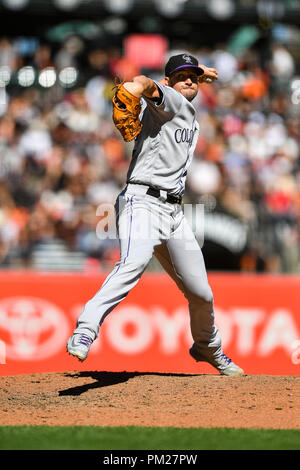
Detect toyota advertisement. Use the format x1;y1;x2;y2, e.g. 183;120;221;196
0;271;299;376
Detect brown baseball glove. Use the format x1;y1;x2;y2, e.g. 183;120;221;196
112;81;142;142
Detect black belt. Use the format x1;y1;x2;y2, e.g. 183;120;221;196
146;187;182;204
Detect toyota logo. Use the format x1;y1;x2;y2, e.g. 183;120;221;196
0;297;69;361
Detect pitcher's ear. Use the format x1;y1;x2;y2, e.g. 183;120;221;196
159;77;169;86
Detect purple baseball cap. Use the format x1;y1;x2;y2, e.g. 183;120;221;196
165;53;204;77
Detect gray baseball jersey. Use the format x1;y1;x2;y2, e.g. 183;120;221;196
126;81;200;196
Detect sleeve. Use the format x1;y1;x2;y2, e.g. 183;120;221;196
143;80;183;115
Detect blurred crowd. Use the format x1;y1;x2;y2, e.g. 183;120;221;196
0;33;300;273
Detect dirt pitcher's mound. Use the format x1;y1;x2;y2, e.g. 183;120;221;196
0;372;299;429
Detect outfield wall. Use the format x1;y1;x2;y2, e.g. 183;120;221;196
0;271;299;376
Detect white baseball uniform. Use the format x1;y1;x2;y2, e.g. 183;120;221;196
73;81;222;358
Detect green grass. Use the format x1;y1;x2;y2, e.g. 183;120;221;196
0;426;299;450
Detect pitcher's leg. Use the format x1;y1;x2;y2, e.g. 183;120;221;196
155;217;244;375
74;255;152;340
74;195;158;340
68;244;154;360
154;240;221;354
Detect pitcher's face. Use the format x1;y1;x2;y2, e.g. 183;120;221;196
167;68;199;102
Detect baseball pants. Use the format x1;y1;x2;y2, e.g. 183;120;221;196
74;183;222;355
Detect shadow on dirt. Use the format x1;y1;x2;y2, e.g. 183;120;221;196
58;371;199;396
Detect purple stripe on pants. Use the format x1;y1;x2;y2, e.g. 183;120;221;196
100;195;134;290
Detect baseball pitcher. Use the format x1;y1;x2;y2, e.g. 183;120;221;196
67;53;244;376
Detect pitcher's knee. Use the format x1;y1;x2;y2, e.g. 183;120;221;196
125;258;151;274
187;284;214;305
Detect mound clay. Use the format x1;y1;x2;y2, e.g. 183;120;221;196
0;372;299;429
